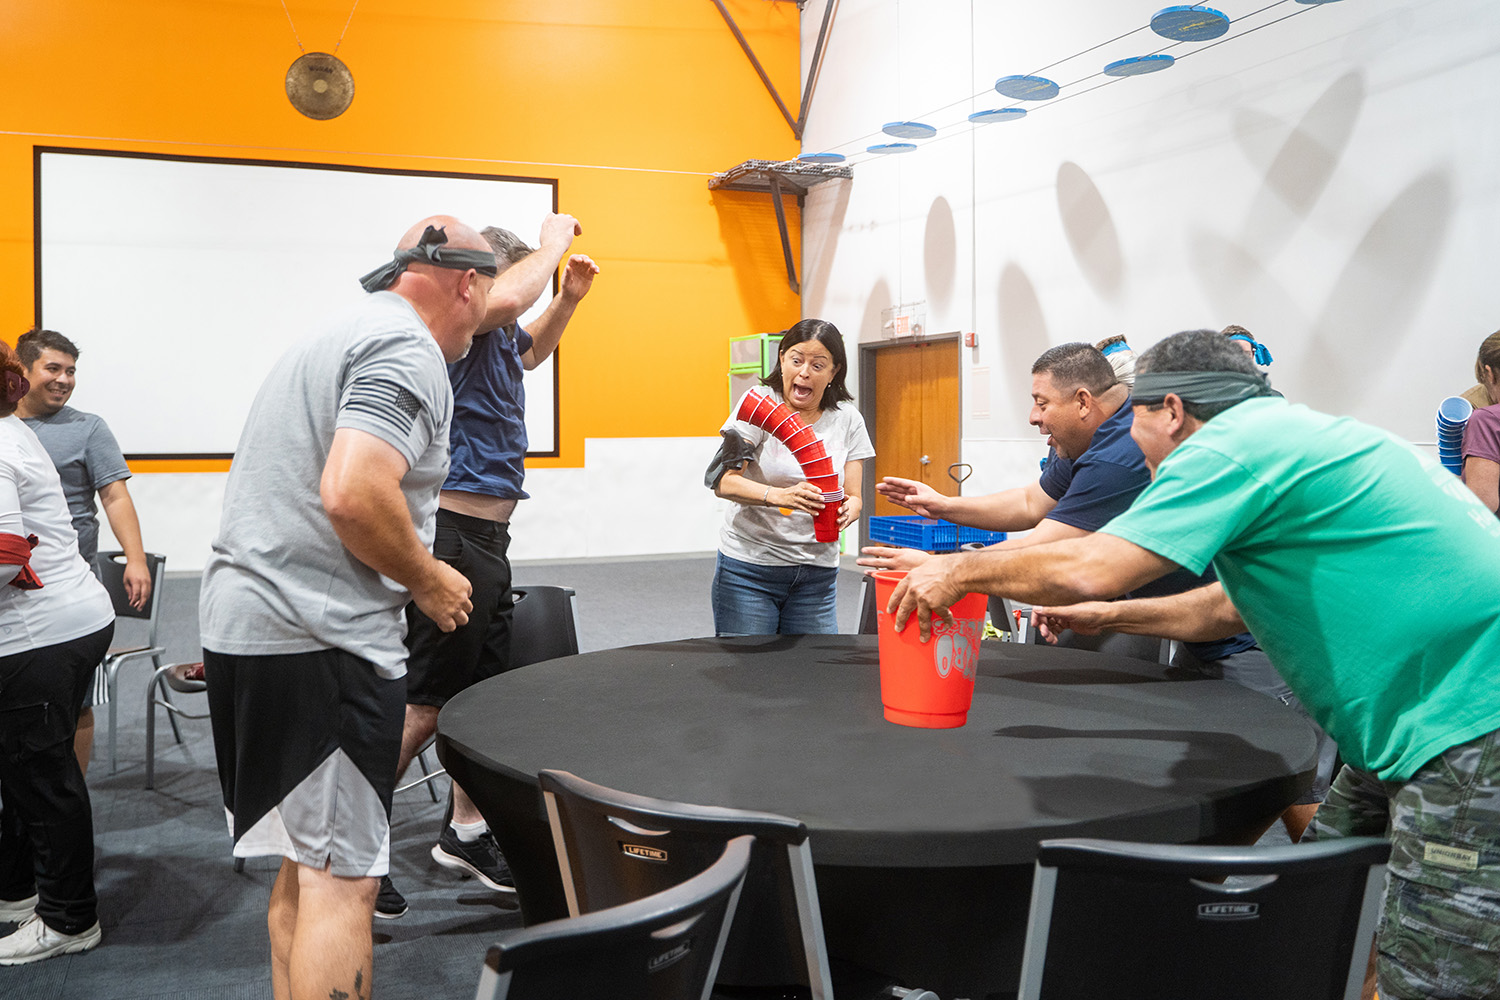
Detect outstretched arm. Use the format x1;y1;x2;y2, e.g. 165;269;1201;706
521;254;599;370
891;532;1179;641
1030;582;1246;645
874;476;1056;531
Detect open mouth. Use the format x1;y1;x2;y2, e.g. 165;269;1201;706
790;384;814;402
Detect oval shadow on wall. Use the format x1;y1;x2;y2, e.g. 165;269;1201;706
998;262;1051;407
860;278;894;346
924;196;957;314
1056;161;1124;301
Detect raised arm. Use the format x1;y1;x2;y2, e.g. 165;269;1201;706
874;476;1057;530
521;254;599;370
892;532;1180;641
480;213;581;331
97;479;151;610
321;428;473;631
1030;581;1247;644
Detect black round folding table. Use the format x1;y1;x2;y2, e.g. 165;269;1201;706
437;634;1317;998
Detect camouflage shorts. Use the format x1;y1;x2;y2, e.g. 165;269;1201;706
1304;727;1500;999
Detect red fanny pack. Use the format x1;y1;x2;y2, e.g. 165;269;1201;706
0;533;43;590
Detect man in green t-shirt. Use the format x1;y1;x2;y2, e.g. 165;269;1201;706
891;329;1500;1000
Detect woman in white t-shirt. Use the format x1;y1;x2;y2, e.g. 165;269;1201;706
708;320;874;634
0;343;115;964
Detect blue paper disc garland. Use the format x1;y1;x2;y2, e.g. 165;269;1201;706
882;121;938;139
1149;5;1231;41
968;107;1028;124
1103;54;1176;76
797;152;847;163
993;74;1060;100
867;142;918;155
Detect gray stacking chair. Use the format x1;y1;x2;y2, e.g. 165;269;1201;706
1017;836;1390;1000
474;835;752;1000
96;550;168;774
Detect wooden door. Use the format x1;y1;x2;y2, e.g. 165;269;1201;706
870;340;961;517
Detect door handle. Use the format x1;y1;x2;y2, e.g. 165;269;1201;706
919;455;930;465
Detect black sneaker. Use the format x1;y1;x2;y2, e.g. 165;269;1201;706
431;827;516;893
374;875;407;919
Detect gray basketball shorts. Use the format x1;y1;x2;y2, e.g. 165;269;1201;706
203;647;404;878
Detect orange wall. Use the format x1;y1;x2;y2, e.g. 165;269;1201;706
0;0;802;472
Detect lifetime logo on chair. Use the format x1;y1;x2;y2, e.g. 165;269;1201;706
1197;902;1260;921
621;843;669;863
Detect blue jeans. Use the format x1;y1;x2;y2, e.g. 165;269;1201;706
711;552;839;636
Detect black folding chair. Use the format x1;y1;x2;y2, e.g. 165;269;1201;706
474;835;752;1000
1017;836;1390;1000
510;584;580;668
539;769;837;1000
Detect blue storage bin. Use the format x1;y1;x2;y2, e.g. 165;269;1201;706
868;516;1007;552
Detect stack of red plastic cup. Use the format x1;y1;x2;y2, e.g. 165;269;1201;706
734;388;840;541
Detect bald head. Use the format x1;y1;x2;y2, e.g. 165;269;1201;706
384;215;496;361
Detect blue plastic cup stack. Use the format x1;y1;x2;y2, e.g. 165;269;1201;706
1436;396;1472;476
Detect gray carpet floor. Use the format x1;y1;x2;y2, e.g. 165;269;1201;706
1;554;868;999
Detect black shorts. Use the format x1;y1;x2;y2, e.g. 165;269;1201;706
204;647;404;877
405;508;515;708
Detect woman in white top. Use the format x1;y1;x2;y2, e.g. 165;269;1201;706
708;319;874;634
0;342;115;965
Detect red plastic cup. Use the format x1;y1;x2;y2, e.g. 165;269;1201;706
735;389;768;424
783;426;818;451
762;402;795;431
792;439;827;462
813;502;841;542
871;571;987;728
809;473;840;494
748;393;779;426
801;456;836;478
769;411;806;440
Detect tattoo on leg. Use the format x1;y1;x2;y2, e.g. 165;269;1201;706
329;968;367;1000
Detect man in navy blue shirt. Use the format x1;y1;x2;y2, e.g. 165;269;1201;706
380;215;599;917
859;342;1332;840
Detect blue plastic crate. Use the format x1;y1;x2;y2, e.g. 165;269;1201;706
868;516;958;551
957;526;1008;547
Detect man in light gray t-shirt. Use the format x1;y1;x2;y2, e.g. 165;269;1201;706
199;216;493;1000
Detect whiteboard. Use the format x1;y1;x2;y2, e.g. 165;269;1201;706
36;149;559;457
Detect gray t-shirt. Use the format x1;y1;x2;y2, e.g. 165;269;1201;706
21;406;130;564
199;292;453;679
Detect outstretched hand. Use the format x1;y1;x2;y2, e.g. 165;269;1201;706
1029;602;1112;644
888;556;965;642
856;544;930;573
874;476;950;518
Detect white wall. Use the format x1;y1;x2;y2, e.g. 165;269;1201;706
105;437;729;572
800;0;1499;491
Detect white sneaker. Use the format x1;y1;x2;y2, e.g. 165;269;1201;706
0;894;37;923
0;914;102;964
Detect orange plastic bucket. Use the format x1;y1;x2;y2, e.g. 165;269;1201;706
871;571;987;728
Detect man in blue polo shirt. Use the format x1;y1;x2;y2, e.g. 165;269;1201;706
860;342;1332;838
380;217;599;918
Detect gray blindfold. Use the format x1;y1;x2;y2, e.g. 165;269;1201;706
1132;370;1275;406
359;225;499;293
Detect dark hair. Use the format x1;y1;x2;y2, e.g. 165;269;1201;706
1031;342;1117;396
0;342;28;418
761;319;853;411
1476;330;1500;385
15;327;79;367
479;226;535;269
1136;328;1259;421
